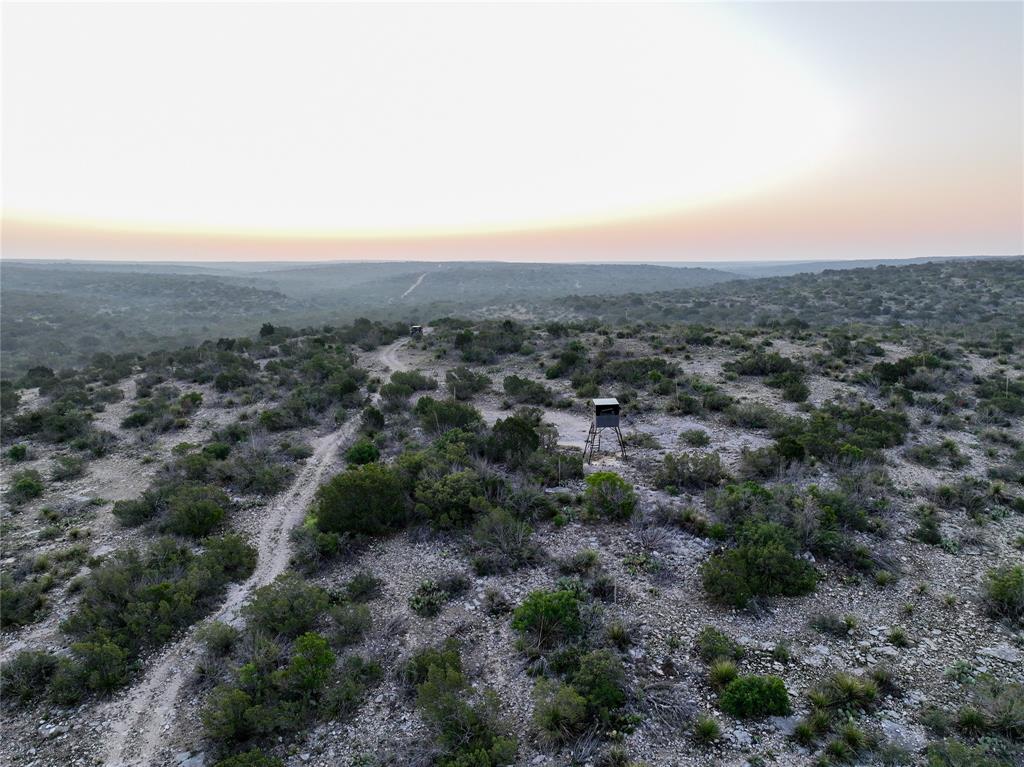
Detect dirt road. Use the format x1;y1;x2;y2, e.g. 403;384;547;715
102;337;410;767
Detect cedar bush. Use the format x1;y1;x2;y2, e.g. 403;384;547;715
719;675;791;718
584;471;637;521
982;565;1024;626
243;573;329;638
512;589;585;654
314;463;408;536
701;521;817;608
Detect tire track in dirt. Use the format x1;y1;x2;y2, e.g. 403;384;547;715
102;338;410;767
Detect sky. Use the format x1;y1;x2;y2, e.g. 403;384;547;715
2;2;1022;262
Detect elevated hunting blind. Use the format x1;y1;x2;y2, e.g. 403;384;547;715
584;397;625;462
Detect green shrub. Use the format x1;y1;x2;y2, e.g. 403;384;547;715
329;602;372;647
445;366;492;400
471;508;541;575
571;649;627;724
728;351;804;377
925;739;1005;767
0;573;48;629
511;589;584;654
658;452;730;491
701;521;817;608
679;429;710;447
0;650;58;704
811;672;878;713
202;685;257;742
798;403;909;460
323;655;383;718
345;438;380;465
343;571;383;602
693;714;721;744
7;444;29;461
409;574;469;618
164;484;229;537
391;370;437;391
414;469;489;529
534;679;588;743
59;536;255;681
49;641;131;702
315;464;408;536
281;632;336;701
982;565;1023;626
414;396;484;432
584;471;637;521
486;414;541;465
401;639;462;692
719;675;790;718
203;442;232;460
112;497;157;527
709;659;738;689
7;469;44;504
503;375;553;405
197;622;240;656
243;573;329;638
413;648;517;766
50;455;85;481
695;626;744;662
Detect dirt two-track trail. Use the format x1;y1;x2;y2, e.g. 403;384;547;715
103;337;411;767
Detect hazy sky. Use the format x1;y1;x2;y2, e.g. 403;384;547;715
3;2;1022;262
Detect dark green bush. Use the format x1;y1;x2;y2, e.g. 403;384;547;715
6;469;44;504
655;452;729;491
719;675;791;718
49;641;132;702
728;351;804;377
584;471;637;521
983;565;1023;626
414;469;489;529
571;649;627;724
112;497;157;526
471;508;542;575
415;662;517;766
50;455;85;481
679;429;710;447
0;573;48;629
400;638;462;692
243;573;329;638
694;626;744;662
512;589;584;654
445;366;492;400
701;521;817;608
164;484;229;537
345;438;380;465
391;370;437;391
485;414;541;466
503;375;553;405
343;571;383;602
533;679;588;743
197;622;240;656
314;464;408;536
409;574;469;618
7;444;29;461
414;396;484;433
329;603;372;647
0;650;58;704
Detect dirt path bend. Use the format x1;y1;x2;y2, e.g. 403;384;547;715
377;336;411;374
102;338;409;767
